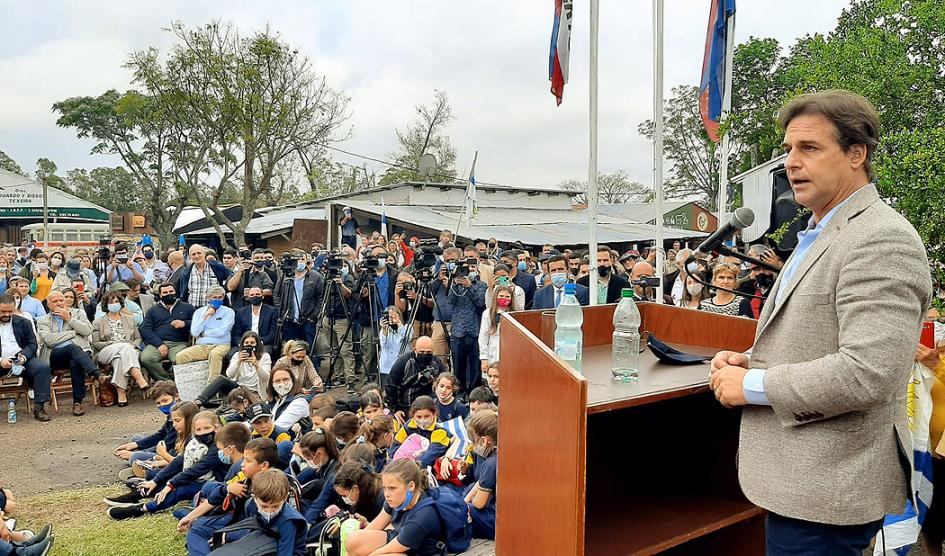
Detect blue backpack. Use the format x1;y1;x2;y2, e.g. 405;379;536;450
428;486;473;553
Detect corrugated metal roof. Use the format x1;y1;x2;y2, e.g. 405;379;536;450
184;208;325;236
595;201;692;222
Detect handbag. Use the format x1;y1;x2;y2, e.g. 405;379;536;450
209;516;280;556
99;381;117;407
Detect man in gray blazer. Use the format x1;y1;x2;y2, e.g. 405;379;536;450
710;90;932;554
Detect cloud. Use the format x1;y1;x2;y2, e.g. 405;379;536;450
0;0;852;191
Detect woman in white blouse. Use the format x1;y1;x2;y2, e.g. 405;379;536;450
196;331;272;406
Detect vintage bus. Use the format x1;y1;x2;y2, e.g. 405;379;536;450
20;223;112;250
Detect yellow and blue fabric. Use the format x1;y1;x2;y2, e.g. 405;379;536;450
392;418;453;468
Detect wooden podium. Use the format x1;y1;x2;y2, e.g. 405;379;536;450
496;303;763;555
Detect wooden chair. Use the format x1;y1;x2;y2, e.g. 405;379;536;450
49;369;99;411
0;375;32;413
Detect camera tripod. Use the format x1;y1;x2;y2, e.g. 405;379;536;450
323;269;384;388
309;271;357;388
274;270;305;349
398;276;452;357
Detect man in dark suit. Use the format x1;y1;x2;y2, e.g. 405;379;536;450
577;245;631;304
0;294;52;421
229;287;278;359
499;250;537;309
533;255;590;309
273;251;325;349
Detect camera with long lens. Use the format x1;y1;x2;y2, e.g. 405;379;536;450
239;249;252;259
413;239;442;270
281;254;300;274
360;255;384;271
399;281;416;300
324;252;345;277
452;257;476;279
416;365;437;386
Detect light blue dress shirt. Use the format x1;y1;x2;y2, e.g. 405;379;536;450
742;187;865;405
190;305;235;345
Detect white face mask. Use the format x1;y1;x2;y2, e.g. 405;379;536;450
256;502;284;523
686;283;704;296
273;383;292;397
341;494;355;506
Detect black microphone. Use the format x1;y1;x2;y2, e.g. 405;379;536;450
694;207;755;255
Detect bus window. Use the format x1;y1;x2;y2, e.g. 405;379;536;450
66;231;79;241
51;232;65;242
79;232;93;241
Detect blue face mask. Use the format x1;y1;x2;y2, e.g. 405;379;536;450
254;261;265;268
340;266;349;277
296;262;307;273
468;271;479;281
218;448;231;465
396;485;415;511
208;299;223;310
144;251;154;260
107;303;122;313
446;262;457;272
158;402;174;415
551;272;568;288
517;261;527;272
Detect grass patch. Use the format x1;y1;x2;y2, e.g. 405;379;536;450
16;485;187;556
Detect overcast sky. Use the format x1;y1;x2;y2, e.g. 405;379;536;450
0;0;852;192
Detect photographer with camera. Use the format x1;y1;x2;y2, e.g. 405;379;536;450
427;247;461;367
393;271;433;342
273;251;325;348
384;336;447;418
226;248;274;310
629;261;673;304
314;252;358;388
444;256;487;396
354;246;398;383
105;242;146;285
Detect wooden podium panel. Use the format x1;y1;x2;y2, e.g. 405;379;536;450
497;303;762;556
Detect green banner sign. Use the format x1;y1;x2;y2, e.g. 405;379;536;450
0;207;109;221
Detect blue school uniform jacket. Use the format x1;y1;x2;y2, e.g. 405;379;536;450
391;418;453;468
168;448;231;490
435;398;469;422
135;415;178;451
245;498;308;556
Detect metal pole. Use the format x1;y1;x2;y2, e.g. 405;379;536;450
42;176;49;248
718;13;736;225
588;0;600;306
653;0;666;302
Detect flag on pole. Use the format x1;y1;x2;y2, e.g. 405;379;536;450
548;0;573;105
699;0;736;143
380;197;389;239
465;151;479;226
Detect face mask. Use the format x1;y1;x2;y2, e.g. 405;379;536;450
50;259;62;268
497;297;512;309
686;261;699;273
414;418;434;429
396;487;415;511
446;262;457;272
273;383;292;397
36;263;48;271
208;299;223;310
517;261;527;272
66;261;81;274
341;494;355;506
144;251;154;260
107;303;122;313
256;503;284;523
195;432;215;445
473;441;493;458
158;402;174;415
598;265;611;277
291;357;305;366
687;284;704;296
0;268;6;274
248;296;263;306
265;261;274;268
551;272;568;288
415;353;433;367
161;294;177;305
296;262;307;273
468;271;479;281
340;266;349;277
756;273;775;290
409;241;417;249
218;448;231;465
253;260;265;269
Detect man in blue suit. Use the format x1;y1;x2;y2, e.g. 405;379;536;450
229;287;278;359
0;294;53;421
533;255;589;309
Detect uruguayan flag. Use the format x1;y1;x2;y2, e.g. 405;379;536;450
441;415;470;459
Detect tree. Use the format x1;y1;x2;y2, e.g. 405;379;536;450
730;37;788;173
559;171;653;205
0;150;23;175
65;166;145;213
127;22;351;248
379;90;457;185
34;158;65;190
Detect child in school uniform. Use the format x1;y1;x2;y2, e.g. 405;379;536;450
112;381;180;478
467;386;496;414
129;398;199;481
294;427;340;493
432;372;469;422
344;459;445;556
242;469;308;556
107;407;220;519
357;415;396;472
464;410;498;540
247;403;294;444
485;362;499;406
389;396;453;469
330;411;361;447
171;422;252;520
358;392;385;422
179;437;281;556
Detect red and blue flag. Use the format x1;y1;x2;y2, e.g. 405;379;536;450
548;0;573;105
699;0;736;143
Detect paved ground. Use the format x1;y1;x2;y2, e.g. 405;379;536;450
0;394;162;493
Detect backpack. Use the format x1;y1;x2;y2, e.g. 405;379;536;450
209;516;279;556
428;487;473;554
285;474;304;513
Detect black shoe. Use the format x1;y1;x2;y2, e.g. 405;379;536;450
18;524;52;547
104;490;144;507
346;384;357;395
107;503;146;520
32;405;50;422
15;537;53;556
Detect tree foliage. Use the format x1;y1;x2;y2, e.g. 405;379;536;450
34;158;65;190
0;150;23;175
379;90;457;185
65;166;145;213
559;170;653;205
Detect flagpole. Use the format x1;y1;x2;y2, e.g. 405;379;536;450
466;150;478;229
653;0;665;302
587;0;600;306
717;12;735;225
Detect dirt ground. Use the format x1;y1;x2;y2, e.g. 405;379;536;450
0;394;163;494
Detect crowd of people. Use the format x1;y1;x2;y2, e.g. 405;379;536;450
0;226;794;556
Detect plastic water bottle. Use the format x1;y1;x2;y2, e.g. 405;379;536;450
554;283;584;372
7;400;16;424
339;516;361;556
612;288;641;381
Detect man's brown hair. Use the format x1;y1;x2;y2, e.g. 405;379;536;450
251;468;289;503
148;380;178;401
778;90;880;180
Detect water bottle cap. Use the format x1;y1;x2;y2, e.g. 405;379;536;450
564;283;576;294
621;288;634;298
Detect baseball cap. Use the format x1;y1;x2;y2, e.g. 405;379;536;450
618;250;640;263
245;402;273;423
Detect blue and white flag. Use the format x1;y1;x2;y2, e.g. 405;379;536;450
464;151;479;227
380;196;389;239
440;415;470;459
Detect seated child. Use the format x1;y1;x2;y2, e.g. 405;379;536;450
432;372;469;422
317;460;386;545
358;392;385;422
311;406;337;429
242;469;308;556
464;410;498;539
180;437;280;556
0;487;54;556
305;443;376;541
248;403;293;444
127;398;197;481
357;415;396;472
330;411;360;448
389;396;452;469
344;459;444;556
220;387;254;423
485;362;499;405
107;406;220;519
112;381;180;475
172;422;252;519
467;386;496;414
294;427;340;490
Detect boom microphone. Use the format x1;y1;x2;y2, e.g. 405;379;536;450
694;207;755;255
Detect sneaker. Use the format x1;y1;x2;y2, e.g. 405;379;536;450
118;467;136;482
103;490;144;507
107;503;146;520
124;477;145;489
4;518;14;531
18;524;51;547
16;537;53;556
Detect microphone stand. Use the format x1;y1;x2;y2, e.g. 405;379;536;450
684;247;781;302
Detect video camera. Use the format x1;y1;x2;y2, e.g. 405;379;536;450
630;276;661;288
281;253;300;274
451;257;476;279
413;239;442;271
360;255;384;271
323;252;346;277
